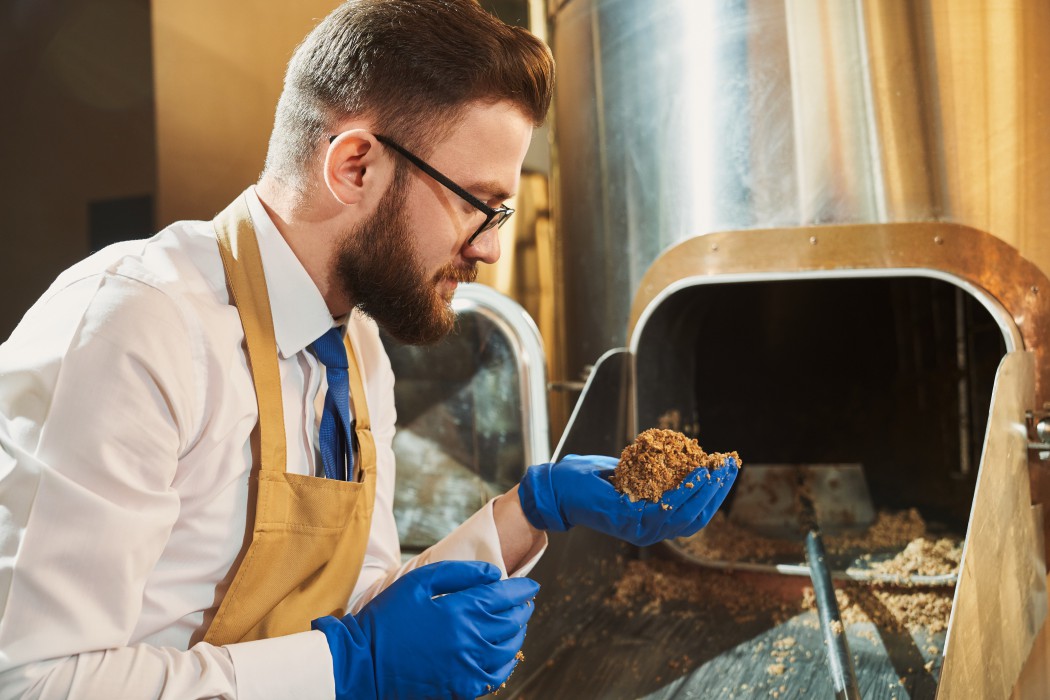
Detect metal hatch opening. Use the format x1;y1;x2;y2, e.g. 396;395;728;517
512;256;1045;700
633;274;1009;535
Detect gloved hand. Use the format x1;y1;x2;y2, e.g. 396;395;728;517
312;560;537;700
518;454;738;547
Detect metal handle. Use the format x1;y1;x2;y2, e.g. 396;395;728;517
806;530;862;700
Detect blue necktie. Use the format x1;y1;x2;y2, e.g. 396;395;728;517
310;327;354;481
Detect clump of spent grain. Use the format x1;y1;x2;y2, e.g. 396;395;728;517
868;537;962;579
801;583;954;634
611;428;740;503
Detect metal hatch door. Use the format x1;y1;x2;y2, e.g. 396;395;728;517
937;350;1047;699
379;283;550;555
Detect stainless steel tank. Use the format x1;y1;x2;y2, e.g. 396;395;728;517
548;0;1050;383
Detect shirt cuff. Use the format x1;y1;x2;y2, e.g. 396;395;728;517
226;630;335;700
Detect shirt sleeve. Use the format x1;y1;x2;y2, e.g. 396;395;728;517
0;273;333;700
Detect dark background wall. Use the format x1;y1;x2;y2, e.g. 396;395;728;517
0;0;531;341
0;0;156;338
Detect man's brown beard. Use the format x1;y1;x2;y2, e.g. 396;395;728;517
334;175;476;345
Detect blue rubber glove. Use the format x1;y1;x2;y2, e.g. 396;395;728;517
312;560;538;700
518;454;738;547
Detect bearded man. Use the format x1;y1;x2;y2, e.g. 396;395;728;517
0;1;737;698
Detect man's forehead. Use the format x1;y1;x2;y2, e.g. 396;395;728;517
431;102;533;182
437;101;533;150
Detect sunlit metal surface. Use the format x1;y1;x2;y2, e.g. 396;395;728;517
549;0;1050;383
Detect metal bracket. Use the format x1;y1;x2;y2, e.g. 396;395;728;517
1026;410;1050;459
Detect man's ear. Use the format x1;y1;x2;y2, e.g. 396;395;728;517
323;130;389;206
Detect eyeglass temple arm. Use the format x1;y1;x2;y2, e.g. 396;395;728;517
372;135;495;214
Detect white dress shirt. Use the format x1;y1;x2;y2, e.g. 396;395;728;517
0;188;543;699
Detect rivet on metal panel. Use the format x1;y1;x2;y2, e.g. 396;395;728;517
934;236;944;244
711;243;719;252
808;236;817;245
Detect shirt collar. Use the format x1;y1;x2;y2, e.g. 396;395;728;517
243;187;337;358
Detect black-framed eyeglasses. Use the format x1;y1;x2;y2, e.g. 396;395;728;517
328;133;514;246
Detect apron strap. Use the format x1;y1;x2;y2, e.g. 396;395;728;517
343;334;371;432
213;195;288;474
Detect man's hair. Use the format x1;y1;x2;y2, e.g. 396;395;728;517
263;0;555;192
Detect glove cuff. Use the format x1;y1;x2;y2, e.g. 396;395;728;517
312;615;378;700
519;463;570;532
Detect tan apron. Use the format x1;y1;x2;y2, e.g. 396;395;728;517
203;195;376;645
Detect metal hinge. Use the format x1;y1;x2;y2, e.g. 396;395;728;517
1026;410;1050;460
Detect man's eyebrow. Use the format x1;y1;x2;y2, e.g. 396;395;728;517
465;180;513;201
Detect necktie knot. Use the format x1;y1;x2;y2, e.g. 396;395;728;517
311;327;349;369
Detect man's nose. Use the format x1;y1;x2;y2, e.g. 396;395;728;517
464;226;500;264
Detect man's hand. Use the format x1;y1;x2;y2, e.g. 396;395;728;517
313;560;538;700
517;454;738;547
